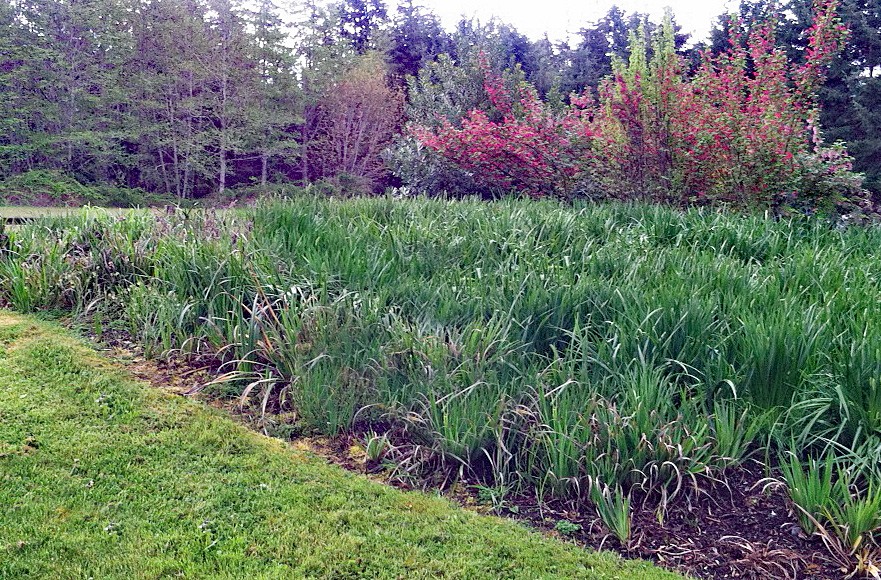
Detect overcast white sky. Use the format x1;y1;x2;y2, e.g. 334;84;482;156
410;0;739;45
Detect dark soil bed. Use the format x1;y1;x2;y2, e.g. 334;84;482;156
312;433;842;580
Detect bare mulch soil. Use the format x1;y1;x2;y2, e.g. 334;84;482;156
311;434;842;580
89;327;843;580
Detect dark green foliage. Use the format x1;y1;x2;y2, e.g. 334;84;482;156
388;0;450;80
0;0;301;200
337;0;387;54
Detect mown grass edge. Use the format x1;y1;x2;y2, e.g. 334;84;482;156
0;311;684;580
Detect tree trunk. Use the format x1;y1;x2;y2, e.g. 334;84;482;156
219;135;226;196
301;123;309;185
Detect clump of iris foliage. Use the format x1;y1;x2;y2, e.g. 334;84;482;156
2;196;879;573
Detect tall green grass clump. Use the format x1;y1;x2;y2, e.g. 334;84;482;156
2;197;880;569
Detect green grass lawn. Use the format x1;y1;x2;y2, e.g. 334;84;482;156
0;311;682;579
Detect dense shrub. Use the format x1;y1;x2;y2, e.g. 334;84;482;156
0;169;171;207
410;56;597;199
0;170;101;205
407;0;873;217
382;137;481;198
384;52;522;198
787;128;873;219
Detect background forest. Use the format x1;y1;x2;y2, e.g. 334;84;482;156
0;0;879;208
